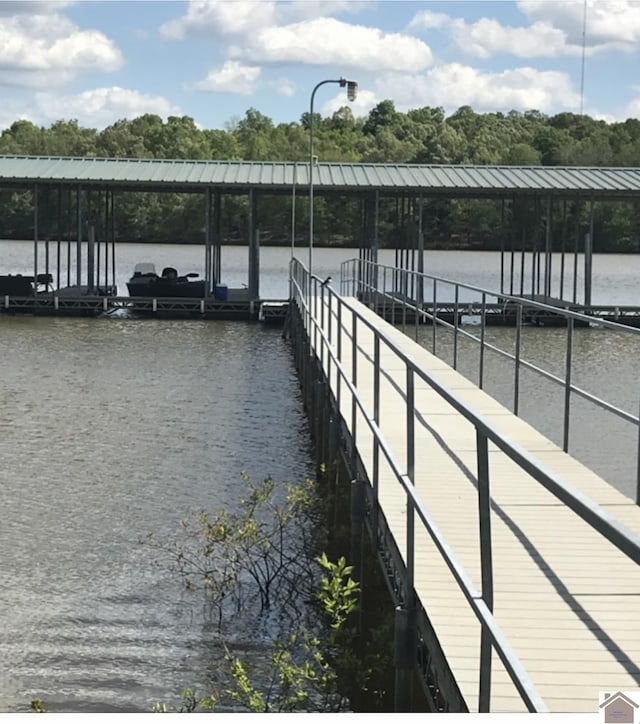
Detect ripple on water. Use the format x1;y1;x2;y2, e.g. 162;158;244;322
0;316;314;712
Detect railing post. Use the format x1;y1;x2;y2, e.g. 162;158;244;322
477;428;494;712
337;301;343;412
637;394;640;506
453;285;460;370
383;265;388;322
414;269;419;341
373;334;381;536
395;365;416;711
432;279;438;355
479;292;486;390
563;316;574;452
402;268;407;334
514;304;522;416
327;287;332;387
351;308;358;448
320;282;326;370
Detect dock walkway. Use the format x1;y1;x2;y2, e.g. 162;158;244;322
311;293;640;712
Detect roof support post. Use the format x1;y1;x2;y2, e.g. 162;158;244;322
76;185;83;287
585;197;594;307
87;220;95;292
544;194;552;299
215;190;221;289
33;184;39;286
372;190;379;265
204;187;211;297
417;193;424;308
248;189;259;301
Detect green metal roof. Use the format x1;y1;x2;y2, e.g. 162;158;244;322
1;155;640;197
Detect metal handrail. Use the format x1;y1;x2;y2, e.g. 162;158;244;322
341;257;640;504
290;257;640;712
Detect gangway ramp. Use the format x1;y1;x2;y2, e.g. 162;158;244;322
312;292;640;713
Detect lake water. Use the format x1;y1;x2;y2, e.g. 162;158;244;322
1;242;639;712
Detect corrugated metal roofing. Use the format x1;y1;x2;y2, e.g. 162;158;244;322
1;155;640;197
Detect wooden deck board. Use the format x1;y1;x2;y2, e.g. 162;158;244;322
312;295;640;712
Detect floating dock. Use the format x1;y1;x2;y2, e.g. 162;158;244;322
0;292;288;322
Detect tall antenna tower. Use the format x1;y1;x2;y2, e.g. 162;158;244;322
580;0;587;115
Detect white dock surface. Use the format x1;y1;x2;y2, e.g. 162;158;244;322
314;295;640;713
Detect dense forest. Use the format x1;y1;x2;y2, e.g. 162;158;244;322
1;102;640;251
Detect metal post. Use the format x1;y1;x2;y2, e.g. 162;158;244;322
76;185;82;287
453;285;459;370
373;334;380;536
205;188;211;297
33;184;38;286
636;395;640;505
291;162;297;259
479;292;486;390
560;199;567;300
563;317;574;452
248;190;260;300
432;278;437;355
308;77;357;275
573;202;580;303
477;429;494;712
402;268;407;333
87;223;95;291
351;309;358;446
585;197;594;307
514;304;522;415
111;191;116;290
337;301;342;411
544;195;552;299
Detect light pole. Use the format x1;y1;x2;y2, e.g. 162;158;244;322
309;77;358;276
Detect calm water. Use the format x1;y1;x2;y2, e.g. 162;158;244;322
1;243;640;712
0;313;313;712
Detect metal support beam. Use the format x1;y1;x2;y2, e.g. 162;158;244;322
585;197;595;307
76;185;83;286
248;189;260;300
544;195;552;299
87;223;95;291
33;184;38;284
205;188;212;297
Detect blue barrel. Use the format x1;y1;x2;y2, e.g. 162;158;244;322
215;284;228;301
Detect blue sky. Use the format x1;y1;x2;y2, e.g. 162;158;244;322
1;0;639;131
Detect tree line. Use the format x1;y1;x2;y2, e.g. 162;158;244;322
1;102;640;251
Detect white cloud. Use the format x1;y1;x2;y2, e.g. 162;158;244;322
231;17;432;72
270;78;296;97
519;0;640;48
192;60;261;94
32;87;181;128
449;18;575;59
409;0;640;59
160;0;276;39
408;9;451;31
0;10;122;87
376;64;581;114
160;0;366;39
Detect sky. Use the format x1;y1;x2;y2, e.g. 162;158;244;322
2;0;640;132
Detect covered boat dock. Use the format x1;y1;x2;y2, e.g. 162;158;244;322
1;155;640;318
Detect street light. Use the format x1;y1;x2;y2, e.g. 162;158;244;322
308;77;358;276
